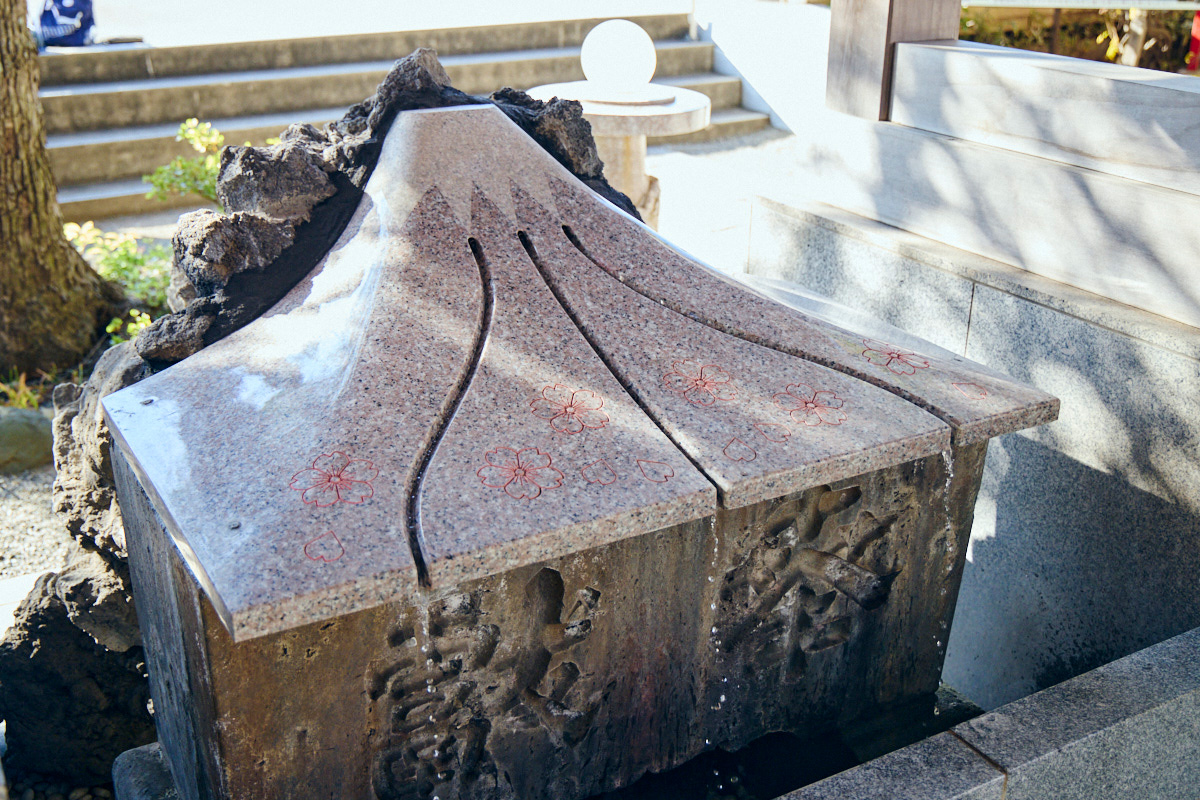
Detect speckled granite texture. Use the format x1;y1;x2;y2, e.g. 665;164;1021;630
104;105;1056;641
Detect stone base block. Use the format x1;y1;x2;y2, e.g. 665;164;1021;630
114;443;986;800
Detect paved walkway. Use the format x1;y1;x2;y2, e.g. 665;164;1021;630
29;0;687;47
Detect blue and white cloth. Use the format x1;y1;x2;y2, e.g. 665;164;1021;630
39;0;94;47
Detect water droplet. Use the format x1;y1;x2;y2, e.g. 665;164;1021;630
722;677;728;683
433;750;439;758
705;739;711;745
713;770;720;777
708;576;714;582
711;626;718;635
936;640;943;647
710;603;717;610
426;685;433;693
720;694;726;702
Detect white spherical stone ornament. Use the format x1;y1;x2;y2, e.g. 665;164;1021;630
581;19;658;92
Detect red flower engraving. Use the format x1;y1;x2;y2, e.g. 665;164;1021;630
662;360;736;406
289;452;378;507
530;384;609;434
754;421;791;443
581;458;618;486
304;531;345;563
723;438;757;462
478;447;564;500
637;459;674;483
773;384;848;426
953;382;988;400
861;339;930;376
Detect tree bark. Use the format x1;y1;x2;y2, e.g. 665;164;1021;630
0;0;121;375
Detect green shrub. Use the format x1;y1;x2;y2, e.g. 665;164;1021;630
105;309;155;345
0;371;46;409
143;118;223;204
65;222;172;345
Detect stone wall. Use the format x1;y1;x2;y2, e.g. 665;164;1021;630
747;198;1200;709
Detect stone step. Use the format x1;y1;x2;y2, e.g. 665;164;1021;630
38;13;691;86
40;40;714;134
47;75;744;187
651;107;771;144
58;109;768;223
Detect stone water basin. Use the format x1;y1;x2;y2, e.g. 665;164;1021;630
104;103;1057;800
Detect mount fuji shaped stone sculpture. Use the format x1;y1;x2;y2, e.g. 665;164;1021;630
105;79;1057;800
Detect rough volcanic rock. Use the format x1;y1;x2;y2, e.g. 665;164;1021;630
489;88;604;178
132;47;637;370
0;570;153;784
165;265;197;313
134;300;216;365
172;210;296;297
54;541;141;653
51;342;151;556
113;743;180;800
217;140;337;224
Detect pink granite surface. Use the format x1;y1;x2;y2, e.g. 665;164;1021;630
104;104;1055;639
548;180;1059;445
514;186;950;508
417;188;713;588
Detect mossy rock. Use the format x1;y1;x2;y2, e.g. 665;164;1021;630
0;407;53;474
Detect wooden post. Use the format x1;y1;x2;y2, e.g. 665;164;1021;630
825;0;962;120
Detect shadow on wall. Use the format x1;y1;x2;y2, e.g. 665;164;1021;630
946;434;1200;710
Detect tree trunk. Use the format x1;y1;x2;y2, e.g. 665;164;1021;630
0;0;121;375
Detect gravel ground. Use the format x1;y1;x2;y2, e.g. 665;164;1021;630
5;771;114;800
0;466;71;581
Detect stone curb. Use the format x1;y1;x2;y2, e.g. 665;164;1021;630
786;625;1200;800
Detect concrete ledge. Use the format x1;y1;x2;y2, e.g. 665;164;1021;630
892;40;1200;196
789;626;1200;799
750;197;1200;362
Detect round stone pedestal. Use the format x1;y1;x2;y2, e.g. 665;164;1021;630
527;82;711;228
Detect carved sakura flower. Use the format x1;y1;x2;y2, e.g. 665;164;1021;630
662;360;736;406
478;447;564;500
529;384;609;434
774;384;848;426
289;452;378;507
860;339;930;376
